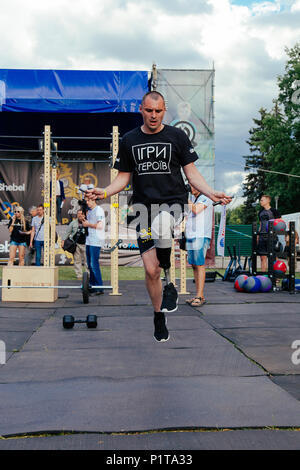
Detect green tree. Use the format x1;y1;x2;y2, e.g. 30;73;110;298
260;102;299;214
243;44;300;217
277;43;300;122
272;43;300;214
226;205;246;225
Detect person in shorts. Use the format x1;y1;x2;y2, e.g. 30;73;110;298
7;206;31;266
86;91;232;342
257;194;280;272
185;186;213;307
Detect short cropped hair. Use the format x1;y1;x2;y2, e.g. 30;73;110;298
141;91;166;106
261;194;271;202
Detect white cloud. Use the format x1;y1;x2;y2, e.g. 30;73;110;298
252;1;281;15
291;0;300;10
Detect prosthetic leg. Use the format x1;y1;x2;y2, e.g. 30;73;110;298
152;211;178;313
156;247;172;284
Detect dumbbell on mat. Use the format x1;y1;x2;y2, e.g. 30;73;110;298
63;314;98;329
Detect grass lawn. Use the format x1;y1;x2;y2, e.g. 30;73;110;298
0;265;299;281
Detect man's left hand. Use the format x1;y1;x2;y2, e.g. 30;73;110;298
212;191;233;205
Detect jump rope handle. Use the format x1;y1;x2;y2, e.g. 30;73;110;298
213;196;234;206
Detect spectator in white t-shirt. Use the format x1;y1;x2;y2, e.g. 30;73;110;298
82;199;105;295
185;186;213;307
30;204;45;266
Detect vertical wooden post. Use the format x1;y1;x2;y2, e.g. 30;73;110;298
179;221;189;294
43;126;51;267
110;126;121;296
170;239;176;286
50;163;57;267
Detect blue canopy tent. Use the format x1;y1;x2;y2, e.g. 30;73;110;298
0;69;149;157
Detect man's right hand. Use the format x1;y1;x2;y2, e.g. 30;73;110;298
85;188;106;200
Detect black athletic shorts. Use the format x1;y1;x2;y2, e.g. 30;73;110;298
257;234;268;255
134;204;185;256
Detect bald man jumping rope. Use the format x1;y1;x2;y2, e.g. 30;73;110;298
86;91;232;342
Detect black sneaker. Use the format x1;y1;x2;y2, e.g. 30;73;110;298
154;312;169;342
160;282;178;313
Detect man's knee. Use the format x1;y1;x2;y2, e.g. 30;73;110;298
144;260;161;281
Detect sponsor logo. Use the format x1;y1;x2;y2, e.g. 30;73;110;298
0;183;25;191
173;120;196;145
0;241;10;253
139;227;152;241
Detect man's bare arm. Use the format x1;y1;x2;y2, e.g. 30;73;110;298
183;162;232;204
85;171;131;200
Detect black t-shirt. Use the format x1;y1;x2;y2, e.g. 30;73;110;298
114;125;198;206
75;224;88;244
259;207;281;234
8;219;31;243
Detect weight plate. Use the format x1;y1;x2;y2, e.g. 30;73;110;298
63;315;75;329
82;271;89;304
86;314;97;328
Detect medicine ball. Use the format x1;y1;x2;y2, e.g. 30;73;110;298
234;274;248;292
256;275;272;292
243;276;261;293
273;260;287;278
273;218;286;234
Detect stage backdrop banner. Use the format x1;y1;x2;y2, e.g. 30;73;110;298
0;161;141;265
156;69;215;188
0;69;148;113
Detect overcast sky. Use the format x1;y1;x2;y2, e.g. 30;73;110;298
1;0;300;207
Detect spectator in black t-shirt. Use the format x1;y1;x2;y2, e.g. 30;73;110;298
85;91;232;342
8;206;31;266
62;209;88;279
257;194;281;272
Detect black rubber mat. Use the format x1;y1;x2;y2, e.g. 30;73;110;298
21;313;212;344
272;376;300;401
199;303;300;315
1;429;300;450
202;313;300;329
1;279;299;441
0;308;55;318
218;328;300;348
242;345;300;375
0;342;263;383
55;303;204;317
1;376;300;435
0;317;44;332
0;331;33;352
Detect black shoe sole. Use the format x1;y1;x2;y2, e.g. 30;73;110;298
160;298;178;313
154;317;170;342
